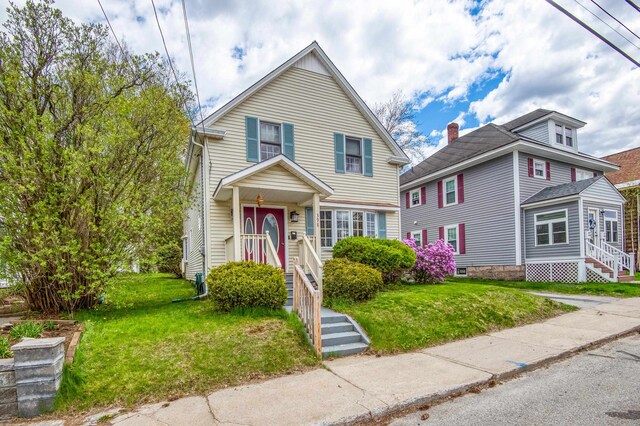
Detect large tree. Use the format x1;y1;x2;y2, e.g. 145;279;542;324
0;0;191;312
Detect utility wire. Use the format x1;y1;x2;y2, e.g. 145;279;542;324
592;0;640;42
626;0;640;13
149;0;196;125
546;0;640;67
574;0;640;50
181;0;206;135
96;0;128;62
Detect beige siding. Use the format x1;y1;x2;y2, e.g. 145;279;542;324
206;65;402;269
184;160;204;281
236;165;315;193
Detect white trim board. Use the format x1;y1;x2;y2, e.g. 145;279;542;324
319;201;400;212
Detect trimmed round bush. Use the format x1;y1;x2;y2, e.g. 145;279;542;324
332;237;416;283
206;261;287;311
323;258;383;302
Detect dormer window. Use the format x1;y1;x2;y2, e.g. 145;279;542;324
555;124;573;147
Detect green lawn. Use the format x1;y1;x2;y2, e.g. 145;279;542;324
328;282;575;353
449;277;640;298
57;274;319;412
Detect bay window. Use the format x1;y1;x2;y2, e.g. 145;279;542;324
365;212;376;237
336;211;350;242
320;209;378;247
352;212;364;237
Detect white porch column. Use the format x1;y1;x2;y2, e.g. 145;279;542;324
313;193;321;254
232;186;241;261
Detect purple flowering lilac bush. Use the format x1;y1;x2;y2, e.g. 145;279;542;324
402;238;456;284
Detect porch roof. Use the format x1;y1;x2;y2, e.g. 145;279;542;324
212;155;334;203
521;176;625;206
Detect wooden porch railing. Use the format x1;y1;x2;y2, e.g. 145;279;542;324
586;241;619;281
599;240;635;275
293;257;322;355
298;234;323;295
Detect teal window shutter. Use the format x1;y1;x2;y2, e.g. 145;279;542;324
363;138;373;176
334;133;345;173
283;123;295;161
377;212;386;239
305;207;314;235
245;116;259;162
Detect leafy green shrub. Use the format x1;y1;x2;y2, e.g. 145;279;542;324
333;237;416;283
0;337;12;359
10;321;44;339
43;320;57;331
207;261;287;311
156;242;183;278
323;258;383;302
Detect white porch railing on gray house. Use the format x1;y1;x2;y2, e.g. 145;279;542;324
586;241;619;281
599;240;635;275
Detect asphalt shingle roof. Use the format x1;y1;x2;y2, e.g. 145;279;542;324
521;176;600;205
601;146;640;186
501;109;553;131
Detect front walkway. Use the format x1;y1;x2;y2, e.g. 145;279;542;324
43;297;640;426
526;291;618;309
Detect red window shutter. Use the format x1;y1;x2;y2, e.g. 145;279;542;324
437;181;443;208
570;167;576;182
546;161;551;181
528;158;534;177
406;232;411;239
459;223;466;254
422;229;427;247
593;171;597;178
439;226;444;240
420;186;427;205
457;174;464;204
405;192;410;209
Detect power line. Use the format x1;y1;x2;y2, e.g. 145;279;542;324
574;0;640;50
626;0;640;13
149;0;195;125
181;0;206;134
592;0;640;42
96;0;128;61
546;0;640;67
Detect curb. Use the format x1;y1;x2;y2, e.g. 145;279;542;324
332;324;640;425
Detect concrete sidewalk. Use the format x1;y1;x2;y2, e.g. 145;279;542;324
81;297;640;426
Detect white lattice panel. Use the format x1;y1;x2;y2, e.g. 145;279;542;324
586;268;610;283
526;262;579;282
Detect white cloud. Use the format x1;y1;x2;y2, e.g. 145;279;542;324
1;0;638;157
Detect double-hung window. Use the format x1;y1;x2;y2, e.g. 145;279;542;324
320;211;333;248
575;169;592;181
365;212;376;237
555;124;573;147
352;212;364;237
445;225;458;253
335;211;350;242
260;122;282;161
604;210;618;243
535;210;568;246
444;177;457;206
410;189;420;207
533;159;546;179
411;231;422;247
345;137;363;174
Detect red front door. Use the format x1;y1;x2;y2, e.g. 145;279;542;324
242;206;286;268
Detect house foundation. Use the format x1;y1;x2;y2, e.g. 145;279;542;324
466;265;526;281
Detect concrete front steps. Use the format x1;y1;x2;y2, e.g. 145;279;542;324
284;274;370;358
586;258;635;282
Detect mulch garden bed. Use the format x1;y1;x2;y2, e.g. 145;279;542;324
0;319;83;361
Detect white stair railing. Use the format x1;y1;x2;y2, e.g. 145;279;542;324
600;240;635;275
298;234;323;295
264;232;282;269
292;257;322;355
586;241;619;281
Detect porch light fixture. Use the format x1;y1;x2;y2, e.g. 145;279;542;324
290;211;299;222
256;193;264;207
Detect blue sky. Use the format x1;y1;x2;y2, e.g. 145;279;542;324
2;0;638;161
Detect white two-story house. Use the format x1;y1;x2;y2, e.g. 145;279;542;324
401;109;634;283
182;42;409;282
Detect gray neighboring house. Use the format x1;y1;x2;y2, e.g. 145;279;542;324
400;109;635;283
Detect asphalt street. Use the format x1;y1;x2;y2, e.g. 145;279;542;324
389;334;640;426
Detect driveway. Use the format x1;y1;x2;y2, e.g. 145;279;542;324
390;334;640;425
527;291;618;309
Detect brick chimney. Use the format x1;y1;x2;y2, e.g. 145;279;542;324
447;122;459;144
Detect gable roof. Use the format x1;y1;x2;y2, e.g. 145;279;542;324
501;109;553;131
198;42;410;165
601;146;640;187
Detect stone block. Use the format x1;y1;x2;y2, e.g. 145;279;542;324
16;377;61;400
14;356;64;382
17;395;55;418
0;359;14;373
0;386;17;404
12;338;64;366
0;370;15;388
0;401;18;420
